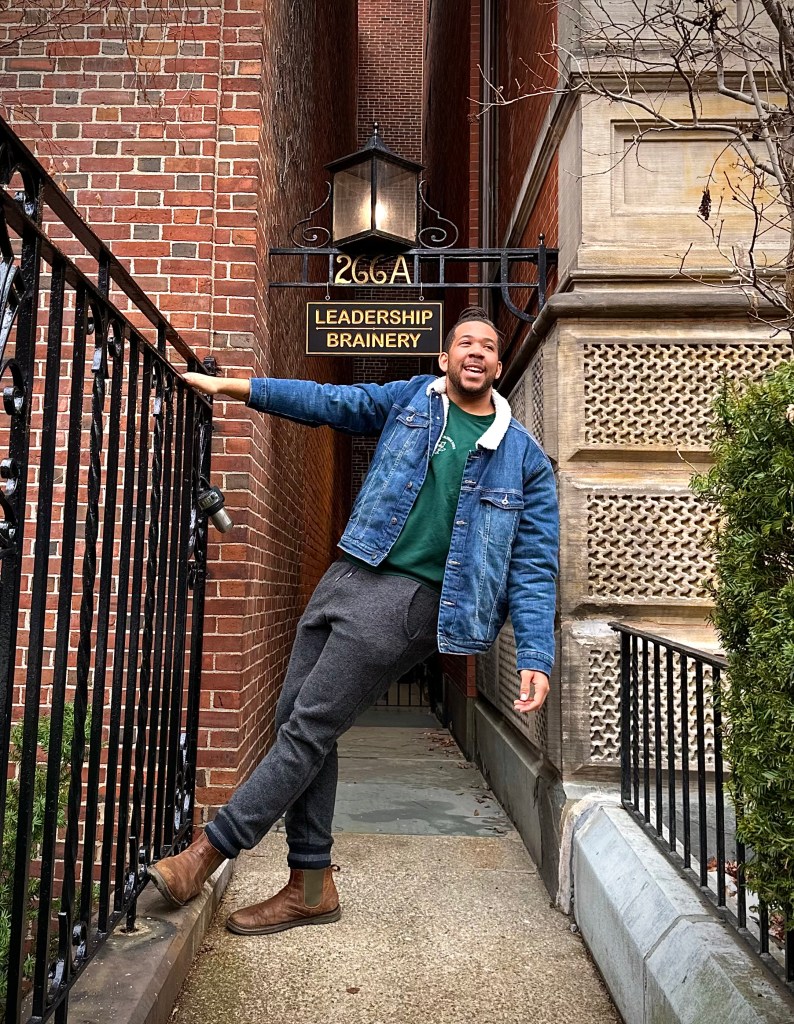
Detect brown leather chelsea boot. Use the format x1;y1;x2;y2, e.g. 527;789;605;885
226;866;341;935
148;831;225;907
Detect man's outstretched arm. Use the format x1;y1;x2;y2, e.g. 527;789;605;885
184;372;250;402
183;371;414;435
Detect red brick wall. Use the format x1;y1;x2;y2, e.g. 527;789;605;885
492;0;559;366
0;1;358;815
352;0;427;498
495;0;559;245
357;0;424;160
423;0;470;239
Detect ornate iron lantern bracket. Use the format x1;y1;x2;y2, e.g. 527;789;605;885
270;181;557;324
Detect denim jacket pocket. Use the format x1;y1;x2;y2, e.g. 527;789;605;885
385;406;429;451
479;489;524;524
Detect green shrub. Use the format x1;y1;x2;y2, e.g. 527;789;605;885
0;704;83;1005
692;361;794;921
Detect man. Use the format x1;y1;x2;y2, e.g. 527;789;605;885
149;306;559;935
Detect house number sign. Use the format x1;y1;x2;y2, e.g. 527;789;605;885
332;253;415;286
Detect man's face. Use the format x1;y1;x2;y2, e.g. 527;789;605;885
439;320;502;398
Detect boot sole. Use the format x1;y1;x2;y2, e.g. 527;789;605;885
225;906;342;936
148;866;190;908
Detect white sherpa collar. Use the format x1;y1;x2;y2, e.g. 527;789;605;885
425;376;512;450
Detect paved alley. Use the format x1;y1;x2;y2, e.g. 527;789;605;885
172;708;620;1024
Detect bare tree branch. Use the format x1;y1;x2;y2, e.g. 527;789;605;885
474;0;794;330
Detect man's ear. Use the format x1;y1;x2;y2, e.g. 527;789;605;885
494;360;502;380
438;350;448;374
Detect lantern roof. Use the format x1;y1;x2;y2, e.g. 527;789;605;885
325;123;424;176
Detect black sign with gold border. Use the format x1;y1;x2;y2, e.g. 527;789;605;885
306;301;442;356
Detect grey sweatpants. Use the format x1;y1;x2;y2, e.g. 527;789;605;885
205;559;440;868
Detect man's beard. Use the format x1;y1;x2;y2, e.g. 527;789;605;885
446;362;497;397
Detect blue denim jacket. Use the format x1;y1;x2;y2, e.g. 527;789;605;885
248;374;559;674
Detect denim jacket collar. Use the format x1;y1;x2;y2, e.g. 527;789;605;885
424;376;512;450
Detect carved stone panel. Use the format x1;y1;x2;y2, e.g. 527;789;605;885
579;97;789;270
583;340;788;448
586;491;717;601
508;373;526;424
588;640;622;764
508;346;544;446
476;618;549;755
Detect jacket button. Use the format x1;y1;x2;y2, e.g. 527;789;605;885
406;482;413;489
391;517;397;525
455;520;466;526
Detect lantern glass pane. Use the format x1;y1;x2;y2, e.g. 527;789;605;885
375;159;417;243
332;163;372;242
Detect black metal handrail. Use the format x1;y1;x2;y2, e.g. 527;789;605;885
611;622;793;991
0;117;213;1022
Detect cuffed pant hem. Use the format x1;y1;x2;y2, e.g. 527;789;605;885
287;844;333;870
204;820;240;860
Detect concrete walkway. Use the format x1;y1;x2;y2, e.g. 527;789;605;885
172;708;620;1024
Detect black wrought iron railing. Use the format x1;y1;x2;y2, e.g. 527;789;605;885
0;116;213;1023
611;623;793;991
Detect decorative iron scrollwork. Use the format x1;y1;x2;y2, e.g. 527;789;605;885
89;304;109;380
71;918;88;968
0;261;23;364
0;489;17;559
0;138;39;218
173;731;190;834
417;179;459;249
0;206;27;364
289;181;332;248
108;317;123;359
0;457;20;493
188;415;211;576
1;357;25;417
0;356;23;560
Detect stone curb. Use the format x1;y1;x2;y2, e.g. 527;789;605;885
67;859;234;1024
569;803;793;1024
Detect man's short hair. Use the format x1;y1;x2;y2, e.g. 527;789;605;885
443;305;504;355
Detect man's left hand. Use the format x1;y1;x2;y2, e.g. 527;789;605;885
513;670;550;714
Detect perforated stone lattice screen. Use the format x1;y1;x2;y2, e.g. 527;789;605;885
508;348;544;445
588;639;717;768
589;643;622;763
508;374;526;423
583;341;789;447
530;350;543;444
497;620;548;751
476;619;548;753
587;493;718;600
478;373;548;754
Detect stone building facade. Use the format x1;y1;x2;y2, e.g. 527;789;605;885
424;0;791;891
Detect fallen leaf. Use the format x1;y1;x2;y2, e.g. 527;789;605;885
346;987;360;995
